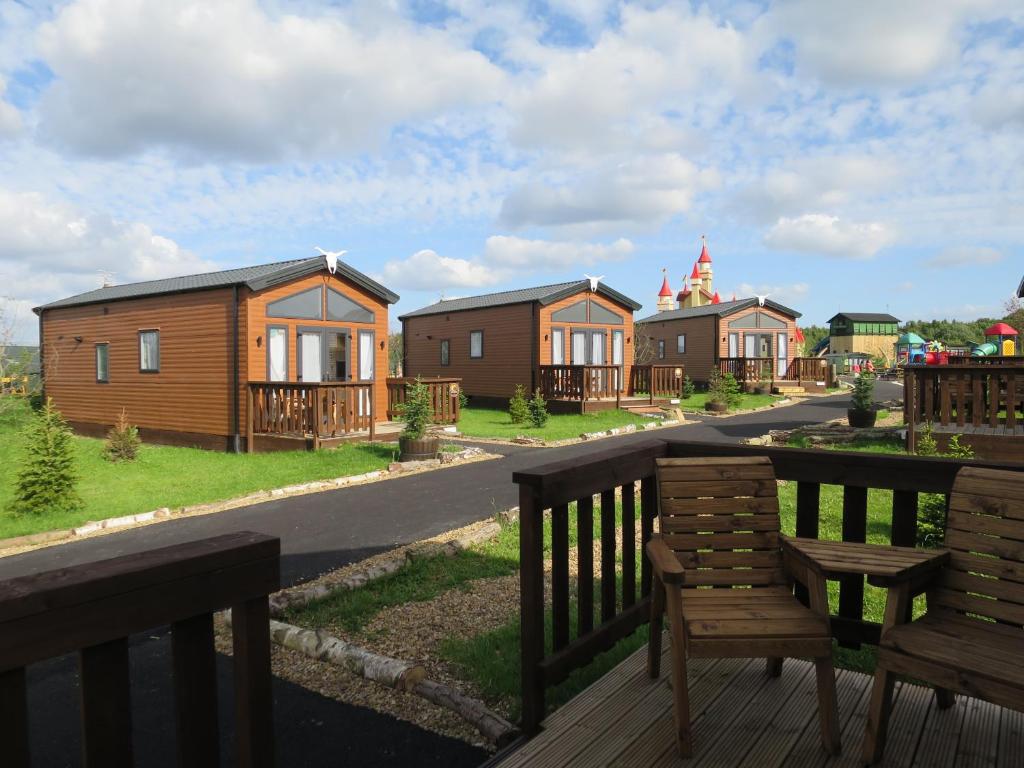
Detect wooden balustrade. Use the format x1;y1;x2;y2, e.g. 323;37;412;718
630;364;683;402
904;364;1024;450
539;365;621;406
513;438;1023;734
386;377;461;424
946;354;1022;365
0;532;280;768
247;382;375;449
784;356;832;385
718;357;774;381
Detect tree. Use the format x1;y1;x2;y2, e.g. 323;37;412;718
105;408;142;462
508;384;529;424
800;325;829;355
1004;296;1024;334
634;330;657;365
11;399;82;516
527;389;549;428
388;332;403;376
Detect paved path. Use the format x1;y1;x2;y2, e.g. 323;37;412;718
4;384;900;767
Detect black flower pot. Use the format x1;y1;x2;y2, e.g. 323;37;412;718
847;409;877;428
399;435;440;461
705;401;729;413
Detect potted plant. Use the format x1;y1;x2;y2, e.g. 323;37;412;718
705;370;740;413
754;367;773;395
396;378;439;461
847;373;877;428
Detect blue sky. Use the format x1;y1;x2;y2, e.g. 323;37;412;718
0;0;1022;342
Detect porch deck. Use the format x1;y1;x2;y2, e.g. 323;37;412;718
497;641;1023;768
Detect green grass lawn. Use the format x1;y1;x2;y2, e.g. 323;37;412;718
0;397;396;539
675;392;782;412
457;405;649;441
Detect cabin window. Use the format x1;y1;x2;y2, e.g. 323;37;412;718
95;343;109;383
551;328;565;365
588;301;623;325
327;287;375;324
358;330;374;380
470;330;483;358
728;333;738;357
551;300;588;324
676;335;686;354
440;339;450;366
267;287;323;320
777;333;788;378
657;339;665;360
267;326;288;381
139;330;159;372
571;331;587;364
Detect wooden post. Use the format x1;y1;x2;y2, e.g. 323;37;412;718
838;486;868;648
794;481;820;606
232;597;275;768
172;613;220;768
519;486;545;735
905;368;917;453
246;386;255;454
0;667;30;768
80;638;133;768
369;384;376;441
577;495;594;636
551;504;569;651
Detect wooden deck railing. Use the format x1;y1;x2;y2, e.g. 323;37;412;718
386;377;461;423
718;357;774;381
512;439;1024;734
539;365;621;405
0;532;280;767
248;381;375;448
946;354;1021;365
630;365;682;401
904;364;1024;449
784;356;833;386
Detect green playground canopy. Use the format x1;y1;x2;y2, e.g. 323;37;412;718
896;332;926;345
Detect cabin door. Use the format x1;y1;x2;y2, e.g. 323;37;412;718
299;331;323;383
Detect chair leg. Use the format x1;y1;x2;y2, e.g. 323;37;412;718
647;578;665;679
861;666;896;765
766;657;783;677
664;592;692;758
813;657;841;756
934;687;956;710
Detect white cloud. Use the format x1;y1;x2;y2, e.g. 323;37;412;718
0;188;214;305
765;0;986;86
0;77;21;139
733;281;811;306
34;0;505;160
499;154;717;231
763;214;895;259
921;245;1003;268
484;235;634;269
378;249;501;292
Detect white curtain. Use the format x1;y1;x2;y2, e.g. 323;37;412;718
552;329;564;365
591;333;604;364
612;332;623;365
777;333;788;377
359;331;374;380
728;333;738;357
300;333;321;382
269;328;287;381
571;332;586;364
744;334;757;358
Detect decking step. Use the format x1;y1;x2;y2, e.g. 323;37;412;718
773;386;805;395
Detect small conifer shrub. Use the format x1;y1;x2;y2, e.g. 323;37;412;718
11;399;82;516
509;384;529;424
104;408;142;462
527;389;549;428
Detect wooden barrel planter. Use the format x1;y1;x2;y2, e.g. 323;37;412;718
847;408;878;428
399;436;440;461
705;401;728;413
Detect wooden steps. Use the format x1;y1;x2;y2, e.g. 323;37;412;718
773;380;805;396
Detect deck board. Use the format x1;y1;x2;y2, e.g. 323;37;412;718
497;638;1016;768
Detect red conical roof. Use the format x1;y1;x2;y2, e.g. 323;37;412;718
676;284;691;300
711;291;721;304
698;237;712;264
795;327;805;342
985;322;1018;336
690;263;701;279
658;272;673;297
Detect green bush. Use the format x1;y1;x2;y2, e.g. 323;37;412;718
915;426;974;547
915;421;938;456
850;373;876;412
527;389;549;428
680;375;695;400
397;378;433;439
104;408;142;462
508;384;529;424
707;369;741;409
458;389;469;412
10;399;82;517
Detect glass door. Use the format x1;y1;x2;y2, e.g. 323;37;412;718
299;331;323;382
777;333;788;378
612;330;624;391
268;327;288;381
571;331;587;364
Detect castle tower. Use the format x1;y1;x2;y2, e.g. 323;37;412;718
689;263;703;307
676;280;691;309
657;269;675;312
698;235;713;294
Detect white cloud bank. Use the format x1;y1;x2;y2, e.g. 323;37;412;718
763;214;895;259
921;245;1003;269
379;249;501;292
34;0;505;161
0;77;21;139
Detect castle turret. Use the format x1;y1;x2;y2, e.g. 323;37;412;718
689;263;703;307
698;235;713;294
657;269;675;312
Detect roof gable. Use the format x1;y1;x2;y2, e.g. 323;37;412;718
636;297;801;324
827;312;900;324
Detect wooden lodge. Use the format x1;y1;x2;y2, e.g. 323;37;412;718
635;298;832;394
35;255;409;452
400;280;655;413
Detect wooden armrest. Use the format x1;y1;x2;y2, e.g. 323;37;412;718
866;551;948;589
646;535;686;585
779;535;824;588
781;535;949;590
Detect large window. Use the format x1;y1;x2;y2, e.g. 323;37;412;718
676;334;686;354
470;330;484;358
358;331;375;380
551;328;564;365
139;330;159;372
440;339;450;366
657;339;665;360
95;343;109;383
268;326;288;381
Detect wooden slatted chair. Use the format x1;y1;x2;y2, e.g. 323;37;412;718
647;456;840;758
863;465;1024;764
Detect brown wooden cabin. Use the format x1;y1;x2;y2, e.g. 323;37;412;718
635;298;825;392
400;280;643;413
34;256;399;451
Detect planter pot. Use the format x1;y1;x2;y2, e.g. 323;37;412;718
754;384;772;395
847;409;877;428
705;401;729;413
399;435;440;462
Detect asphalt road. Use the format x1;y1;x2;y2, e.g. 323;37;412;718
4;384;901;767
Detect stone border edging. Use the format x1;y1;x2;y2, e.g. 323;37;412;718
0;446;498;555
446;414;686;448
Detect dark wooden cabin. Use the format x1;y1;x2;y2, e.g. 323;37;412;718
35;256;399;451
400;280;643;412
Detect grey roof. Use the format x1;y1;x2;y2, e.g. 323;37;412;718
399;280;642;320
636;297;801;324
1;345;39;373
827;312;900;323
35;256;399;312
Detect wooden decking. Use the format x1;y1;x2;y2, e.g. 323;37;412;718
496;640;1024;768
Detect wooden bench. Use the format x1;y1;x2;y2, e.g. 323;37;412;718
863;465;1024;764
647;456;840;759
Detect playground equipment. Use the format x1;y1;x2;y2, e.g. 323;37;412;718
895;332;926;364
973;322;1019;356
